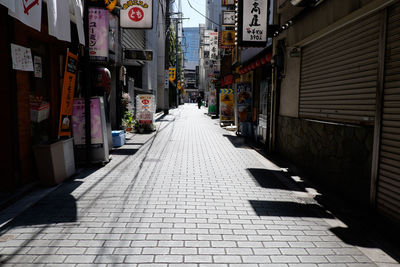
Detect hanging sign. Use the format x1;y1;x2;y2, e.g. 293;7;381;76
8;0;42;32
238;0;268;47
221;31;235;48
59;52;78;137
222;0;234;6
0;0;15;12
169;67;176;82
120;0;153;29
89;7;109;60
222;10;235;26
10;44;34;71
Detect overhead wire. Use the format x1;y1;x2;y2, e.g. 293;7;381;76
186;0;221;26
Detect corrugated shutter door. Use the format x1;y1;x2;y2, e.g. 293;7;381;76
376;3;400;223
299;13;380;124
122;29;146;50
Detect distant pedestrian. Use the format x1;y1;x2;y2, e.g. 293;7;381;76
197;95;202;109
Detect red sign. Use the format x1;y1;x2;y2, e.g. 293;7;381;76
128;7;144;22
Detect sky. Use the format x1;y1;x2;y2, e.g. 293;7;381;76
179;0;206;28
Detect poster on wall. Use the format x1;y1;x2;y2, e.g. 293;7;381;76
136;94;154;124
237;83;252;122
220;89;234;122
120;0;153;29
208;88;217;114
89;7;109;60
10;44;34;71
72;98;104;146
238;0;268;47
58;52;78;137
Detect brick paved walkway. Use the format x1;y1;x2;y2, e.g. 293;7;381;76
0;104;399;266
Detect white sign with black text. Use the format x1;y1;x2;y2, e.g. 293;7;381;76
240;0;268;45
120;0;153;29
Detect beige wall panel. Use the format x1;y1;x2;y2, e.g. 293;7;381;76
279;48;301;117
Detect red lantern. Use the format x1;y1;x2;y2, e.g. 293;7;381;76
256;60;261;67
261;58;267;65
251;62;256;70
265;53;272;62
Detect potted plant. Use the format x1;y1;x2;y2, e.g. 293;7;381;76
122;110;134;132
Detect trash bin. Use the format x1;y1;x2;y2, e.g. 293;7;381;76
33;138;75;186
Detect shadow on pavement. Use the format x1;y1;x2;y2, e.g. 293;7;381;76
6;180;81;227
110;148;139;156
247;168;306;192
223;134;246;148
249;200;334;218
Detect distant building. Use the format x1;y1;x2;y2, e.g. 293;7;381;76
182;27;199;70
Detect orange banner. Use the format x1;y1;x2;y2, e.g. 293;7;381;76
58;51;78;137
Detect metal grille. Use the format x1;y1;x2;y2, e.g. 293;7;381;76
376;3;400;223
299;13;380;124
122;29;146;50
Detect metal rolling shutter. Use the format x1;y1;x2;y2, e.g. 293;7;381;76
299;13;380;124
376;3;400;223
122;29;146;49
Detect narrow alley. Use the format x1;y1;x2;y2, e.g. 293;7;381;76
0;104;399;266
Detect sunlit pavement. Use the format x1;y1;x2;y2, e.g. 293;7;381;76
0;103;399;266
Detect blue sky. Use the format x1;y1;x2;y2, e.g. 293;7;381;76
180;0;206;28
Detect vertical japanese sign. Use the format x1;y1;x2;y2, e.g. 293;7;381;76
238;0;268;47
136;94;154;124
120;0;153;29
208;31;219;60
89;7;109;60
220;89;234;122
59;52;78;137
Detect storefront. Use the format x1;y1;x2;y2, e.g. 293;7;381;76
0;1;85;192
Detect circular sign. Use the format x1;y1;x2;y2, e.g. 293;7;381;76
142;99;150;105
128;7;144;22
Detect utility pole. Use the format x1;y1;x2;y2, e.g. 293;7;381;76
175;18;179;107
170;14;188;108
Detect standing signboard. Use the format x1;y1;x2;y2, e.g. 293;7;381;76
120;0;153;29
220;89;234;122
136;94;154;124
59;52;78;137
72;97;110;163
238;0;268;47
237;83;252;123
208;88;217;114
89;7;109;60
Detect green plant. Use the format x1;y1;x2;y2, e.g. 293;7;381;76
122;110;134;129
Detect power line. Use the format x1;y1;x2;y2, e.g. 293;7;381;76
186;0;221;27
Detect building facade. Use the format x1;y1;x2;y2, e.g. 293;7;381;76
273;0;400;224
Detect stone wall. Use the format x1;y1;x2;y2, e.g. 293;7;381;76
276;115;374;206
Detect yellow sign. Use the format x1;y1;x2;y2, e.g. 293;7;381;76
169;68;176;82
104;0;117;11
59;51;78;137
177;80;182;90
221;30;235;47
